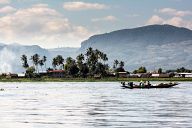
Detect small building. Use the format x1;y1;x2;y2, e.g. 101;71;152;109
94;74;101;79
39;71;48;77
151;73;172;78
174;73;192;78
140;73;151;78
107;72;116;77
151;73;160;77
117;72;128;78
18;73;25;78
6;73;18;78
128;74;140;78
47;70;65;78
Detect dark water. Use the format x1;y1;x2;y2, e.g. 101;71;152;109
0;82;192;128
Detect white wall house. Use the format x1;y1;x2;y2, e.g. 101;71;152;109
175;73;192;78
151;73;160;77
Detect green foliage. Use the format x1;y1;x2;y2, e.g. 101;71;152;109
94;62;107;76
115;67;125;72
26;66;35;78
134;66;147;73
52;55;64;70
65;57;79;76
21;54;29;69
42;56;47;70
19;47;116;78
176;67;191;73
85;47;109;77
113;60;125;72
119;61;124;68
30;54;40;73
79;64;89;77
158;68;162;74
21;54;47;73
113;60;119;69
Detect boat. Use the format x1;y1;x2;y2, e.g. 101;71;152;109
120;82;178;89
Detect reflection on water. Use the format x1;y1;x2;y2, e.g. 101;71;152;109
0;82;192;128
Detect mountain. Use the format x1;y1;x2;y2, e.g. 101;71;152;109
0;44;78;73
48;47;78;59
80;24;192;71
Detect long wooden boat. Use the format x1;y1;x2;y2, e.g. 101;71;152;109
121;82;178;89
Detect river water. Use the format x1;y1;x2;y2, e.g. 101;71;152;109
0;82;192;128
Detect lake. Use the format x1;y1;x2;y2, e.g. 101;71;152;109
0;82;192;128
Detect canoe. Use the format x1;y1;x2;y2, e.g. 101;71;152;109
121;82;178;89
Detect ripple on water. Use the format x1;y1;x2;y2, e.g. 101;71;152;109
0;82;192;128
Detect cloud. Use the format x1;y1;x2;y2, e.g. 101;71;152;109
158;8;192;17
92;15;117;22
0;0;10;4
63;1;108;11
32;3;49;8
165;17;192;29
147;15;192;29
147;15;164;24
0;6;16;13
0;4;92;48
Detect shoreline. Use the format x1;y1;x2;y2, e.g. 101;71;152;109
0;77;192;82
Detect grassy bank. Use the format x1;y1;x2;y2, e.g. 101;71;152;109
0;77;192;82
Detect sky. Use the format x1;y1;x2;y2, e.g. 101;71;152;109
0;0;191;48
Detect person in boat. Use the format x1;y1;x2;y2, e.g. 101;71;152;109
146;81;151;87
121;82;125;86
128;82;133;88
139;80;144;87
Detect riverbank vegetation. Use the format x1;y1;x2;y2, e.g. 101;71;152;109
1;47;192;82
20;47;122;78
1;77;192;82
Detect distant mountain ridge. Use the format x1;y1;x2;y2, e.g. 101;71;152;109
80;25;192;49
80;24;192;71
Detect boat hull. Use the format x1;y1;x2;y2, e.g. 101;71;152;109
121;83;178;89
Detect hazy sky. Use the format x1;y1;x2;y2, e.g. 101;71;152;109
0;0;191;48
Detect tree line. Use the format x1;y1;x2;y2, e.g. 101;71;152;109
21;47;125;78
21;47;192;78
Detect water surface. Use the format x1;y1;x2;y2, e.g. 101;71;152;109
0;82;192;128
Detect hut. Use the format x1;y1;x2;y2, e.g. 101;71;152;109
151;73;172;78
117;72;128;78
140;73;152;78
6;73;18;78
94;74;102;79
47;70;65;78
174;73;192;78
18;73;25;78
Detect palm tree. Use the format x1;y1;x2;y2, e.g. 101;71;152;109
76;54;85;76
102;54;108;64
56;55;64;69
66;57;73;65
114;60;119;69
38;59;44;72
30;54;40;73
42;56;47;70
76;54;84;68
21;54;29;69
95;49;101;61
52;58;57;69
86;47;93;57
119;61;124;68
76;54;84;63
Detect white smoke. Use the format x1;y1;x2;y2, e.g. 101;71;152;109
0;47;16;73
